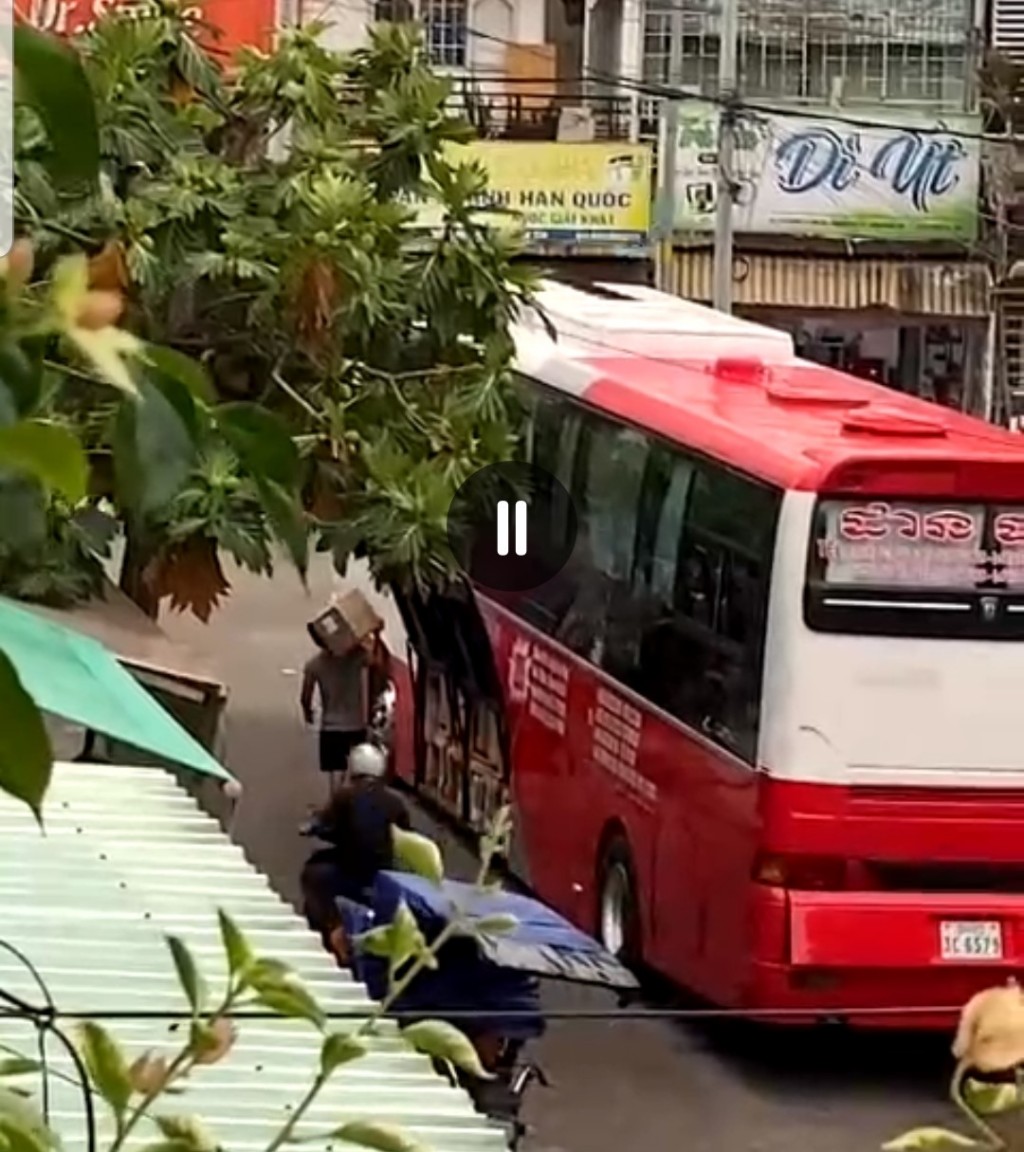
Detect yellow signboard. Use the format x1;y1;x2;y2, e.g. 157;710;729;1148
415;141;652;250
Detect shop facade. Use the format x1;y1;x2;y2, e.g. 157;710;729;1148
667;249;992;415
662;103;993;416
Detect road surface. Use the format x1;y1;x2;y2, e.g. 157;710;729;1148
163;557;962;1152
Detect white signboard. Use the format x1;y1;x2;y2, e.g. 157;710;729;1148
673;103;981;242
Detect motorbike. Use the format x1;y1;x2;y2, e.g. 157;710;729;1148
333;869;639;1149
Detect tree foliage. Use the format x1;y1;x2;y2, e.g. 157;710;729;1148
12;1;534;620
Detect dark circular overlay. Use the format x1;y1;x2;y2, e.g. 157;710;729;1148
447;461;578;594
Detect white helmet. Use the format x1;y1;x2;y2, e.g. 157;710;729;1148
348;742;386;779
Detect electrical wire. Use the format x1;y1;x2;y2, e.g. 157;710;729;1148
0;1003;966;1022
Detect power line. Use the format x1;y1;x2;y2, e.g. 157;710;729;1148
0;1003;966;1022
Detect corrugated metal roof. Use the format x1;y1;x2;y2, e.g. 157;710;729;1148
668;250;991;317
0;763;510;1152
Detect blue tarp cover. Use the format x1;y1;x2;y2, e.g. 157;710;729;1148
374;871;639;991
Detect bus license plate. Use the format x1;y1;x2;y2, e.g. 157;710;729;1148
940;921;1003;961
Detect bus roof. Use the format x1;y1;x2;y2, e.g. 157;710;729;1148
514;281;1024;499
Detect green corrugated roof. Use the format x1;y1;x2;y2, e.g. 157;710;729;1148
0;763;510;1152
0;597;230;781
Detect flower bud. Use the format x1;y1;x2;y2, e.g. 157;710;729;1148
5;239;34;292
75;290;125;331
190;1017;236;1065
129;1051;170;1095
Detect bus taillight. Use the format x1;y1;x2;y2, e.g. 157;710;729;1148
754;852;850;891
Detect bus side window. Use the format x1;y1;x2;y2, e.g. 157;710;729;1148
628;448;697;708
676;465;781;763
556;413;648;668
516;384;584;637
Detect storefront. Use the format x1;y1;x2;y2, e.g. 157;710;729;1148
663;102;993;414
667;248;993;416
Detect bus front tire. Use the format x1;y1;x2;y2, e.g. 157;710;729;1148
597;835;642;968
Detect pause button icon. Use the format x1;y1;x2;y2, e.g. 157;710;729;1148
497;500;527;557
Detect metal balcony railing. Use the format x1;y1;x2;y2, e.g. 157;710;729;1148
449;76;636;141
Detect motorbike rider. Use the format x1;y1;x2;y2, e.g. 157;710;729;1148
300;741;411;959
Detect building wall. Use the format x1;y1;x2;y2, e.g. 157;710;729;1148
311;0;548;70
632;0;981;115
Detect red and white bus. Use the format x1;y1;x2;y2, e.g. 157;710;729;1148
390;280;1024;1024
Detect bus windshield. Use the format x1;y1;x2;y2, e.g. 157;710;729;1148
805;498;1024;638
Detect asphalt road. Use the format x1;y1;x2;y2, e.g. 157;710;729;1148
162;557;964;1152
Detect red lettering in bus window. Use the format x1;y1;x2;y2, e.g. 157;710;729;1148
838;503;890;541
995;513;1024;547
922;509;979;543
889;506;921;540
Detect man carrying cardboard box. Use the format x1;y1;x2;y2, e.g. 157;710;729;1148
301;590;384;792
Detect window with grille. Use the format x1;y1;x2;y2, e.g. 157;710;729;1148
374;0;414;19
641;0;973;109
424;0;467;67
374;0;467;68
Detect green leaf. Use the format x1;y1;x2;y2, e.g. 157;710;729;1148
115;379;196;516
320;1033;369;1077
136;380;196;511
0;478;46;551
14;26;99;190
400;1020;493;1080
153;1113;217;1152
252;983;325;1030
0;343;42;420
144;345;215;404
256;478;308;578
0;421;87;502
217;910;255;980
75;1021;133;1120
216;404;299;486
166;935;206;1016
352;926;396;958
391;899;428;965
241;957;292;987
147;367;201;442
883;1129;980;1151
246;961;325;1028
391;826;444;886
0;1086;56;1152
473;913;519;937
963;1079;1022;1115
0;1059;41;1078
331;1120;428;1152
0;651;52;821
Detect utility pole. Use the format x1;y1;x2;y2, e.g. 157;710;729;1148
654;5;685;291
712;0;740;313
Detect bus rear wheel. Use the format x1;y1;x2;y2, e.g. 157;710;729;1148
597;835;641;967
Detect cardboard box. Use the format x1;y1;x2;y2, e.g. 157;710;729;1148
308;589;383;657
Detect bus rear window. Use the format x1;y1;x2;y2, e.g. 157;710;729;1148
804;499;1024;638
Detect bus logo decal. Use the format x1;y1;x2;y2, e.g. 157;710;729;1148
507;638;569;736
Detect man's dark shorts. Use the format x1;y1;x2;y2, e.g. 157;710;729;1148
319;729;366;774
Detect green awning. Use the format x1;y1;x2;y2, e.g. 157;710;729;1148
0;597;231;781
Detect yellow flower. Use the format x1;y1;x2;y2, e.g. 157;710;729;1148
952;981;1024;1073
51;254;140;394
